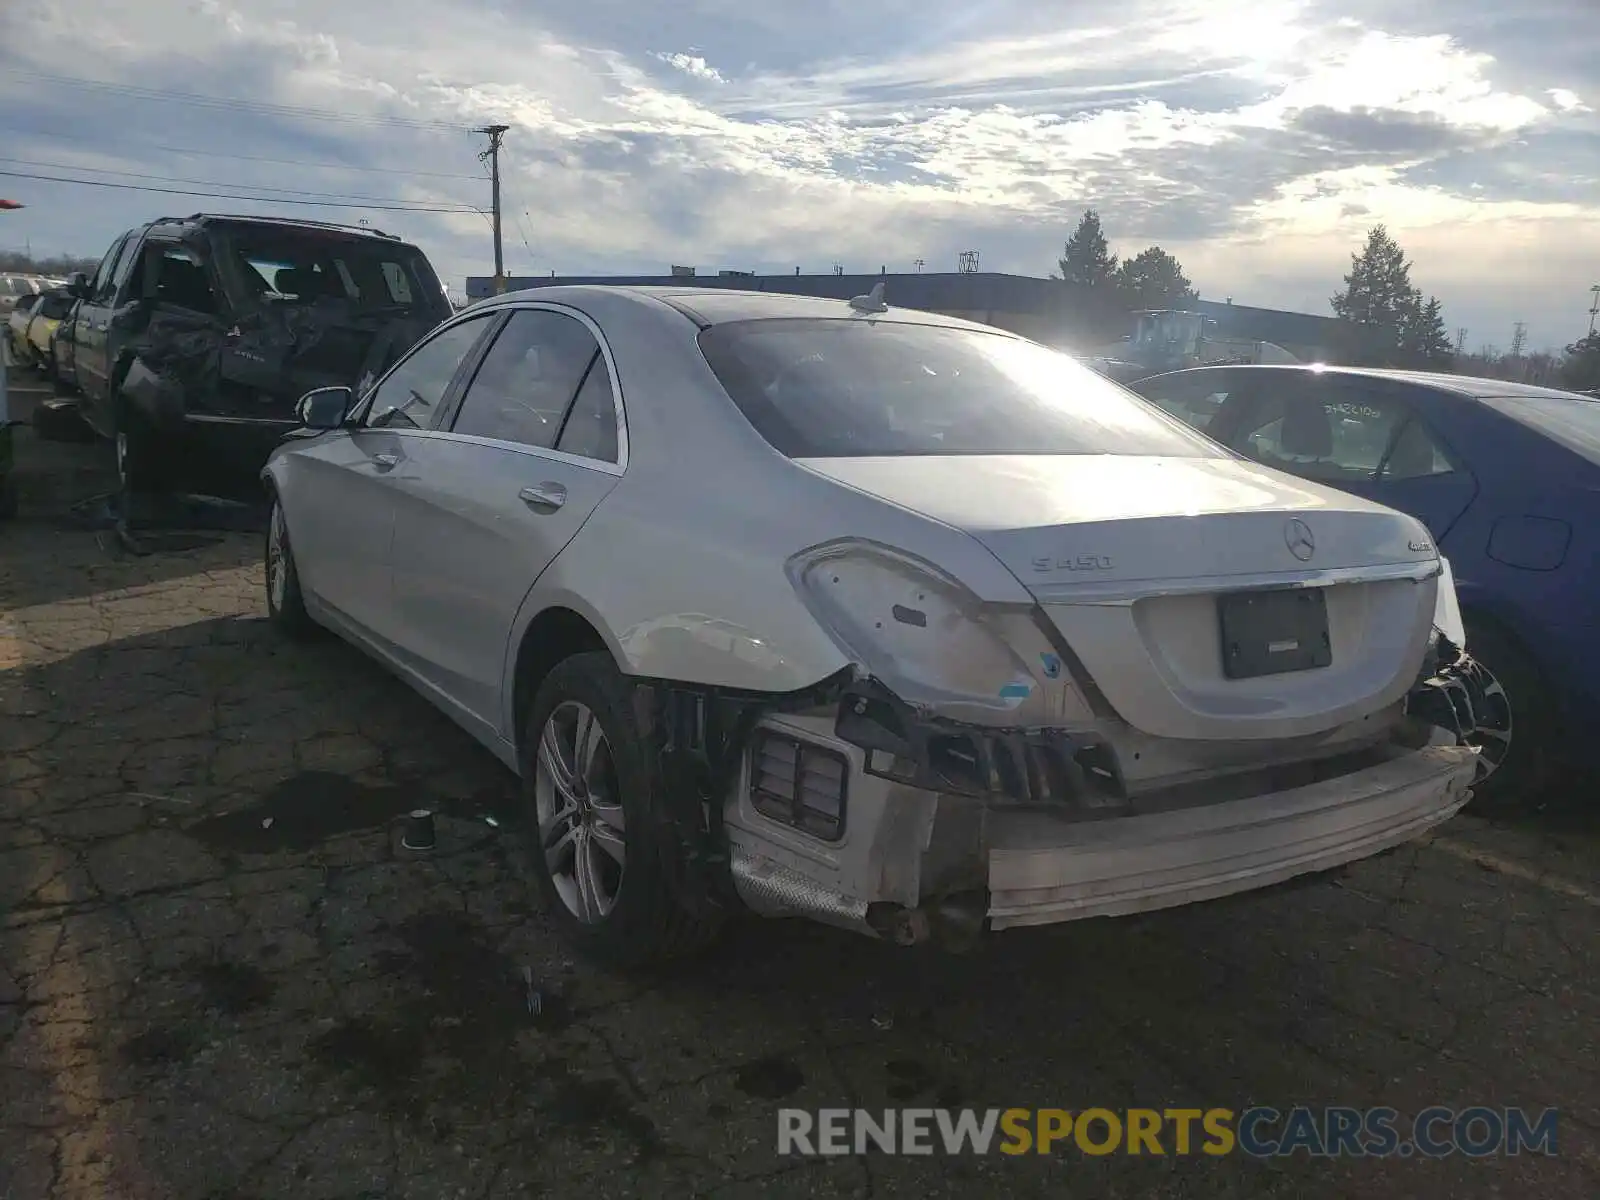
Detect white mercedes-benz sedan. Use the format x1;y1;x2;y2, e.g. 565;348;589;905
262;284;1480;963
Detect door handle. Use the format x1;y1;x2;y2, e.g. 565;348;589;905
519;483;567;510
372;452;399;470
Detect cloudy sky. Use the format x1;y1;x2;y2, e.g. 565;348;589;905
1;0;1596;347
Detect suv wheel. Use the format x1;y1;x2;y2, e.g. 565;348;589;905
113;401;166;494
520;651;724;965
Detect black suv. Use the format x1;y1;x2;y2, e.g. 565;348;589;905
62;214;453;493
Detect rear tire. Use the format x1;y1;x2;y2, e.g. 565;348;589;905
113;399;168;494
519;651;725;966
1460;617;1557;812
264;493;316;638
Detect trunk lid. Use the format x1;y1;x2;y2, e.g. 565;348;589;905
799;454;1441;741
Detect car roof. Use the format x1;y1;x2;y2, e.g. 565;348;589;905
483;283;1019;334
1143;363;1597;404
144;213;411;245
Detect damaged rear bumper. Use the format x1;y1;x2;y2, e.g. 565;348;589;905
721;653;1482;941
986;739;1474;928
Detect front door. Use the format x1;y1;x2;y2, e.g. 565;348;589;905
72;232;132;418
385;305;626;726
283;312;500;641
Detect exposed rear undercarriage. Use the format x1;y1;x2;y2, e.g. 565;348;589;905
635;636;1486;946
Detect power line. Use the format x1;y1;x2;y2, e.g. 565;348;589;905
0;169;483;214
0;68;473;132
0;156;475;208
0;125;481;180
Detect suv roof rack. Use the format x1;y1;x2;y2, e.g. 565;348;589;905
179;213;402;241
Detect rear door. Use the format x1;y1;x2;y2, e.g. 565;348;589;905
1217;374;1476;544
384;304;627;725
1318;378;1477;543
282;311;502;640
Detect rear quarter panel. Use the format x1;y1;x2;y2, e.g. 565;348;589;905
500;292;1035;726
1427;399;1600;719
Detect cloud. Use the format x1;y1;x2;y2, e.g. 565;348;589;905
0;0;1597;344
655;52;726;84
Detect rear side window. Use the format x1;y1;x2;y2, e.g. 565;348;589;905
698;318;1224;459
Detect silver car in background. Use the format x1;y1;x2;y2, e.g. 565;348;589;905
262;286;1479;963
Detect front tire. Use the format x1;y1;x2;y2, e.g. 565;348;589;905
520;651;724;966
265;494;315;637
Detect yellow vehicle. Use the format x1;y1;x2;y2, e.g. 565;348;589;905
23;288;75;381
6;291;40;365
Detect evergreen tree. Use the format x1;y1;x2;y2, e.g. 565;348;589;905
1561;332;1600;391
1057;210;1118;289
1332;225;1451;367
1400;294;1455;369
1114;246;1197;310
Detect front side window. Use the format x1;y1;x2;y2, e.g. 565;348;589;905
364;315;493;430
1130;374;1238;435
697;318;1223;459
452;309;605;451
89;234;129;303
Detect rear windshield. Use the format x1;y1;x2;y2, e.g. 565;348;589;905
697;318;1222;459
1483;394;1600;465
219;229;447;319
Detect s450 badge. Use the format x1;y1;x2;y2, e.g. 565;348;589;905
1033;554;1114;573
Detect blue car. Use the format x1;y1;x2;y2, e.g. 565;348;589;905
1130;365;1600;807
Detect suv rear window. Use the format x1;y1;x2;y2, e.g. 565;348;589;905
220;229;444;319
697;318;1222;459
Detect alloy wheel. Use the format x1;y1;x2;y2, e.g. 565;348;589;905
266;503;288;613
534;700;626;924
1461;657;1513;782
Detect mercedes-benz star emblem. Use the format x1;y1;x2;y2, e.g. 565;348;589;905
1284;518;1316;562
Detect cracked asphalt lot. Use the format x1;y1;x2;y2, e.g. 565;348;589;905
2;368;1599;1198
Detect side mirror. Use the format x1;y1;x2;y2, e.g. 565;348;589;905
67;272;90;300
296;386;354;430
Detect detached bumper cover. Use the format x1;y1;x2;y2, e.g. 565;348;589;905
987;742;1476;929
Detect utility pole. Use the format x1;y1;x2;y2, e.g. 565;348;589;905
475;124;511;294
1588;284;1600;335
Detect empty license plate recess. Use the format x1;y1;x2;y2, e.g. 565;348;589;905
1218;587;1332;680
